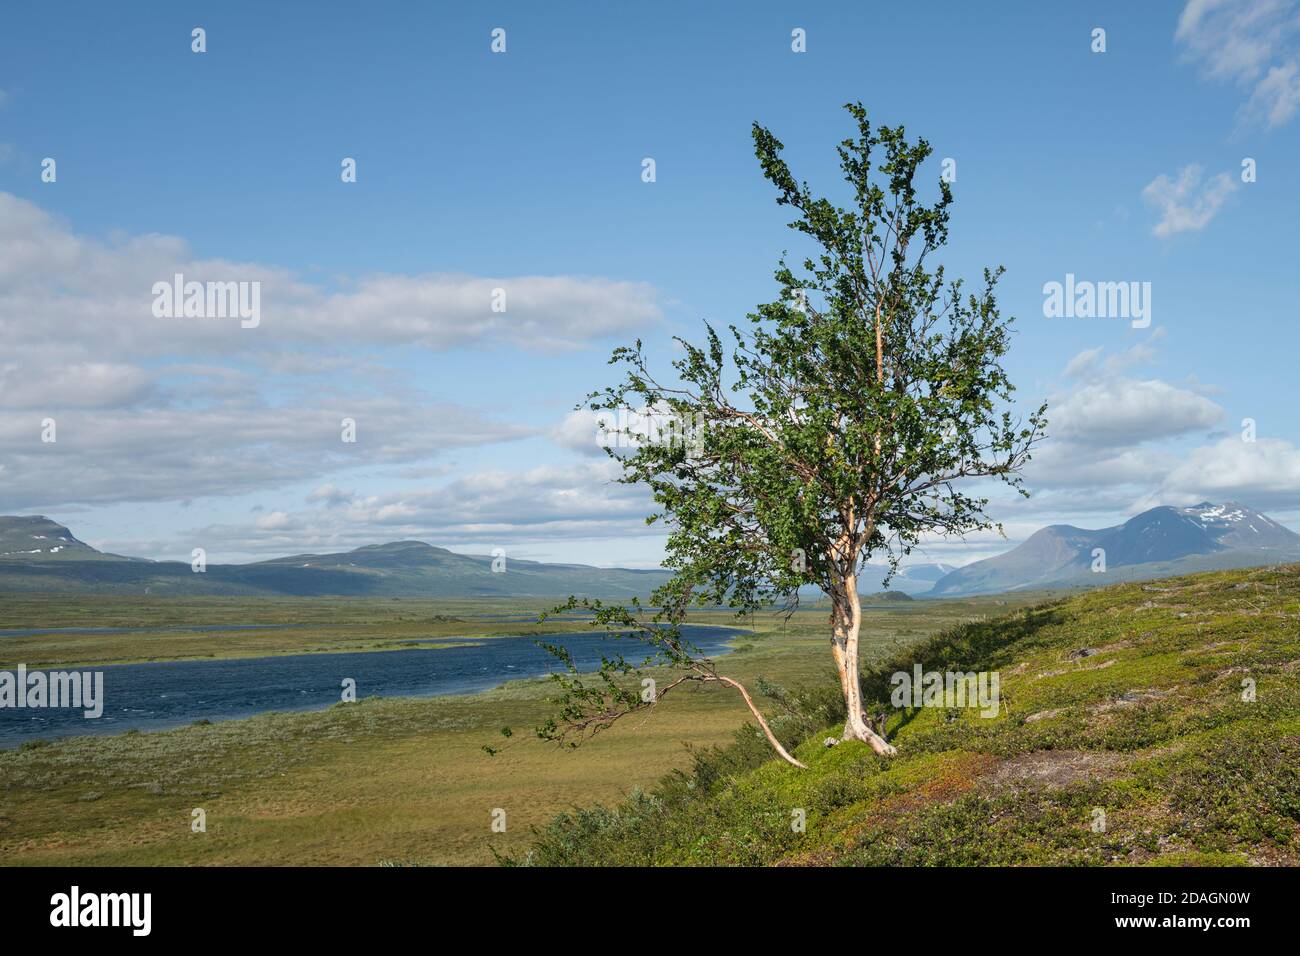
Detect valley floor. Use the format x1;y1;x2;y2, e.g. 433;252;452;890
0;594;1015;865
7;567;1293;868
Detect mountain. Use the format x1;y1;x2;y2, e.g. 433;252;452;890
246;539;672;597
7;505;1293;600
0;515;124;561
0;517;671;598
0;516;962;599
929;502;1300;597
857;561;956;595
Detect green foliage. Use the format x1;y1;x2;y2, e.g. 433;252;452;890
593;103;1045;609
531;596;713;748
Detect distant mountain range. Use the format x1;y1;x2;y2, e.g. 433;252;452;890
856;561;956;595
1;503;1296;599
0;516;668;598
928;502;1300;596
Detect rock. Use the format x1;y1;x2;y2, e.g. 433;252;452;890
823;736;840;748
1025;708;1063;723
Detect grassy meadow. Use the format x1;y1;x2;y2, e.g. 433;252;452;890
0;591;1034;865
516;565;1300;866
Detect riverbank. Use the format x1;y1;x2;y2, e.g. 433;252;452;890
0;594;1035;865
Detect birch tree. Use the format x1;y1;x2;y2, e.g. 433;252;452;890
535;104;1046;766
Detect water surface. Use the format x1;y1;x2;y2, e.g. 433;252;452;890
0;625;742;748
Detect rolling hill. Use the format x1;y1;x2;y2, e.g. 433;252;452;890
0;516;957;599
0;517;670;598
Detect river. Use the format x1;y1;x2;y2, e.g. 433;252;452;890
0;624;744;748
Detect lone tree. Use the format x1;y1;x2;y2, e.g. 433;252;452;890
534;104;1046;767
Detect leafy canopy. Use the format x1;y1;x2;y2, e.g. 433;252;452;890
593;102;1046;614
512;104;1046;753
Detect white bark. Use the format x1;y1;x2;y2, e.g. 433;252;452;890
832;574;897;756
716;675;808;769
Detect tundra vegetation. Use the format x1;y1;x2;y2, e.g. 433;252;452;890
1;567;1294;865
515;565;1300;866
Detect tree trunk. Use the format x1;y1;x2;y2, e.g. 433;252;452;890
716;675;807;769
832;576;897;756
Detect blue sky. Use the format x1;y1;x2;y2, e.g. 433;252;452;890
1;0;1298;568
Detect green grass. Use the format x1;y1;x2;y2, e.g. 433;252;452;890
512;565;1300;866
0;592;1026;865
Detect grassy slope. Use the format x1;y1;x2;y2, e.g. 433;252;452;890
518;564;1300;866
0;596;1016;865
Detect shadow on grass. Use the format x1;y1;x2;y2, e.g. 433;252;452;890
860;602;1070;710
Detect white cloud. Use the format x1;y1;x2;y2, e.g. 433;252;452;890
0;193;662;511
551;409;612;457
1050;378;1224;447
1024;332;1300;523
1176;0;1300;127
0;193;663;362
1062;330;1167;380
1138;435;1300;511
1142;165;1238;237
306;484;357;507
154;459;657;560
0;392;530;511
1029;341;1227;499
1029;443;1177;490
256;511;292;531
0;360;153;409
1247;58;1300;123
1062;347;1105;379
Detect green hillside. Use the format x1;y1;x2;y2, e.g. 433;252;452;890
514;564;1300;866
